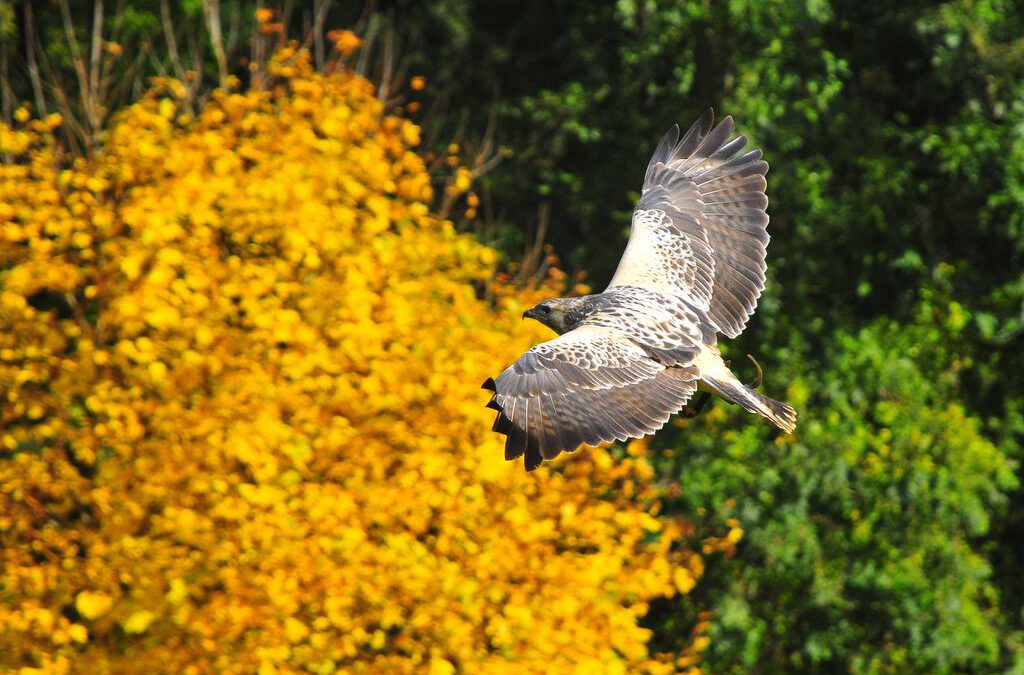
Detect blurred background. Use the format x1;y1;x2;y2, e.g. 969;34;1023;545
1;1;1023;673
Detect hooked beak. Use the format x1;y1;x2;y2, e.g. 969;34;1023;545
522;308;538;321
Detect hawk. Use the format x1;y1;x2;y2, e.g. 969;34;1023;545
483;110;797;471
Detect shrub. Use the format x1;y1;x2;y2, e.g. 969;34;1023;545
0;48;704;674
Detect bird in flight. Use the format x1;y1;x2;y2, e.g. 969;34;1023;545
483;110;796;471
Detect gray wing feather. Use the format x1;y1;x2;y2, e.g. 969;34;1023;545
483;325;698;471
611;110;771;338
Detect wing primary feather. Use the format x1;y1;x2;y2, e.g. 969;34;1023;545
703;192;768;208
710;134;748;160
692;152;764;184
644;125;681;187
507;428;528;461
696;159;768;186
526;433;541;466
524;449;543;472
672;108;715;161
713;247;767;281
492;411;514;435
504;398;526;461
504;437;517;463
676;117;734;170
700;173;766;196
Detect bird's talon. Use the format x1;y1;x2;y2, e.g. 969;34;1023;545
745;354;763;389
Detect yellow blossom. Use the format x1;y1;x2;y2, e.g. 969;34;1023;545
453;167;473;193
69;624;89;644
123;611;155;634
329;30;363;56
75;592;113;620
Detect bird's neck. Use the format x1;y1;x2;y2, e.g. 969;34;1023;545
559;294;603;332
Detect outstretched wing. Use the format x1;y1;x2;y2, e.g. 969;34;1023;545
483;325;698;471
607;110;770;338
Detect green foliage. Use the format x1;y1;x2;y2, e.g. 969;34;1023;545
653;314;1017;673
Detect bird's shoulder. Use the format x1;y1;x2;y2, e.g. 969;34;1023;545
581;285;701;329
576;286;710;365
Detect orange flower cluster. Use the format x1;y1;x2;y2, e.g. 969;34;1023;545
0;48;704;673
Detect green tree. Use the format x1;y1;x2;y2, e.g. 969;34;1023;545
647;308;1017;673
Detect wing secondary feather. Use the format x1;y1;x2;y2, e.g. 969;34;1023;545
483;325;697;471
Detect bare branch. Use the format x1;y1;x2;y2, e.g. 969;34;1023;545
23;2;49;118
185;26;206;107
202;0;229;88
470;88;507;178
161;0;187;82
281;0;296;29
514;202;551;287
355;13;380;79
376;17;395;104
89;0;104;128
59;0;92;122
252;0;266;90
1;37;10;127
225;0;241;55
315;0;330;70
111;40;152;108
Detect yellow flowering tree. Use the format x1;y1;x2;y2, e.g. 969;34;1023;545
0;47;708;673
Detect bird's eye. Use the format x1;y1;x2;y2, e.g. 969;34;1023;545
539;306;551;314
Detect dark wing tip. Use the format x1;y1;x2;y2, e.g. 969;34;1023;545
485;397;501;411
524;446;544;471
492;412;514;435
482;377;496;392
505;436;524;461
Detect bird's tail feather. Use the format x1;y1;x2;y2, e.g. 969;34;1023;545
703;376;797;434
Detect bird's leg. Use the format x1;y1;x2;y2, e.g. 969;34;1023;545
680;392;712;418
682;356;765;418
745;354;763;389
684;358;733;416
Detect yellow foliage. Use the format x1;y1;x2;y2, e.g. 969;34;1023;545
0;48;704;672
75;592;114;620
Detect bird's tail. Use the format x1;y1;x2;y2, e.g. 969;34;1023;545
702;375;797;434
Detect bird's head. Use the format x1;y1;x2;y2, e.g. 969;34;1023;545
523;298;580;334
